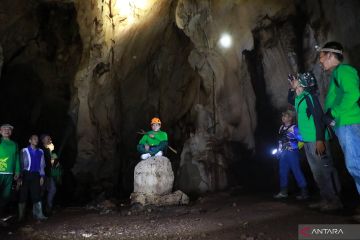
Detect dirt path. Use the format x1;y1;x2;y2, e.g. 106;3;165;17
0;192;355;240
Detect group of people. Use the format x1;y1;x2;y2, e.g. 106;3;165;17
274;41;360;220
135;42;359;220
0;124;60;225
1;41;357;224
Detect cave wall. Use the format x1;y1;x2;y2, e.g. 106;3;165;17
0;0;82;204
70;0;296;196
71;0;200;197
0;0;81;160
1;0;360;199
70;0;360;197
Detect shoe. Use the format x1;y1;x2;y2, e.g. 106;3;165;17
273;192;288;199
296;188;309;200
33;202;47;221
308;200;327;209
154;151;163;157
320;201;343;212
140;153;151;160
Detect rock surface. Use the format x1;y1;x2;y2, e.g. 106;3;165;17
131;156;189;206
131;190;189;206
133;156;174;196
0;0;360;197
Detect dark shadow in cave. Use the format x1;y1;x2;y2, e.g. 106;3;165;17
0;1;82;206
243;44;280;193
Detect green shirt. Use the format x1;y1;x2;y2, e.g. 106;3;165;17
0;138;20;174
295;91;329;142
325;64;360;127
138;130;168;146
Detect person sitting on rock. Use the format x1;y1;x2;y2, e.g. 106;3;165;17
137;117;168;160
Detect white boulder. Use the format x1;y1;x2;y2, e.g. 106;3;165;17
133;156;174;195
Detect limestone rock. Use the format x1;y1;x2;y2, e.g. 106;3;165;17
177;130;228;195
130;190;189;206
133;156;174;196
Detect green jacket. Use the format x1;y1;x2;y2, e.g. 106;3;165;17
295;91;329;142
325;64;360;127
137;130;168;155
0;138;20;174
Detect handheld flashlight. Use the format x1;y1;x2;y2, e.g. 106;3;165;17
271;148;278;155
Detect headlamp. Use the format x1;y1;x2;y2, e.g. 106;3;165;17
315;45;343;54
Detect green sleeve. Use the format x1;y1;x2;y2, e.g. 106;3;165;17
157;131;168;141
163;132;168;141
331;66;360;118
139;134;148;145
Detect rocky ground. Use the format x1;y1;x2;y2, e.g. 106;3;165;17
0;189;356;240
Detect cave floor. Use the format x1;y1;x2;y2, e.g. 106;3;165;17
0;190;355;240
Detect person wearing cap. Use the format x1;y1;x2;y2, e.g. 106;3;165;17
137;117;168;160
18;134;47;221
273;110;309;200
288;73;342;211
318;41;360;219
0;124;20;224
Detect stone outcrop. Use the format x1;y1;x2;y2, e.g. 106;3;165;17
131;190;189;206
177;129;228;194
174;0;293;194
133;156;174;195
131;156;189;206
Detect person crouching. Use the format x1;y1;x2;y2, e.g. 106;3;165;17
137;117;168;160
18;134;47;221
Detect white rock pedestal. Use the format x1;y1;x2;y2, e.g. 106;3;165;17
131;156;189;206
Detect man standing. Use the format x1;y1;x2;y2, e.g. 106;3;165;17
40;134;58;215
289;73;342;211
319;41;360;219
0;124;20;225
18;134;47;221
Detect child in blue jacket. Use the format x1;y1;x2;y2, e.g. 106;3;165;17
274;110;309;200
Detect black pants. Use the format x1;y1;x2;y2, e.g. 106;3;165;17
19;171;41;204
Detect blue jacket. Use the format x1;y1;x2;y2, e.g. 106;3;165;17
21;147;45;176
